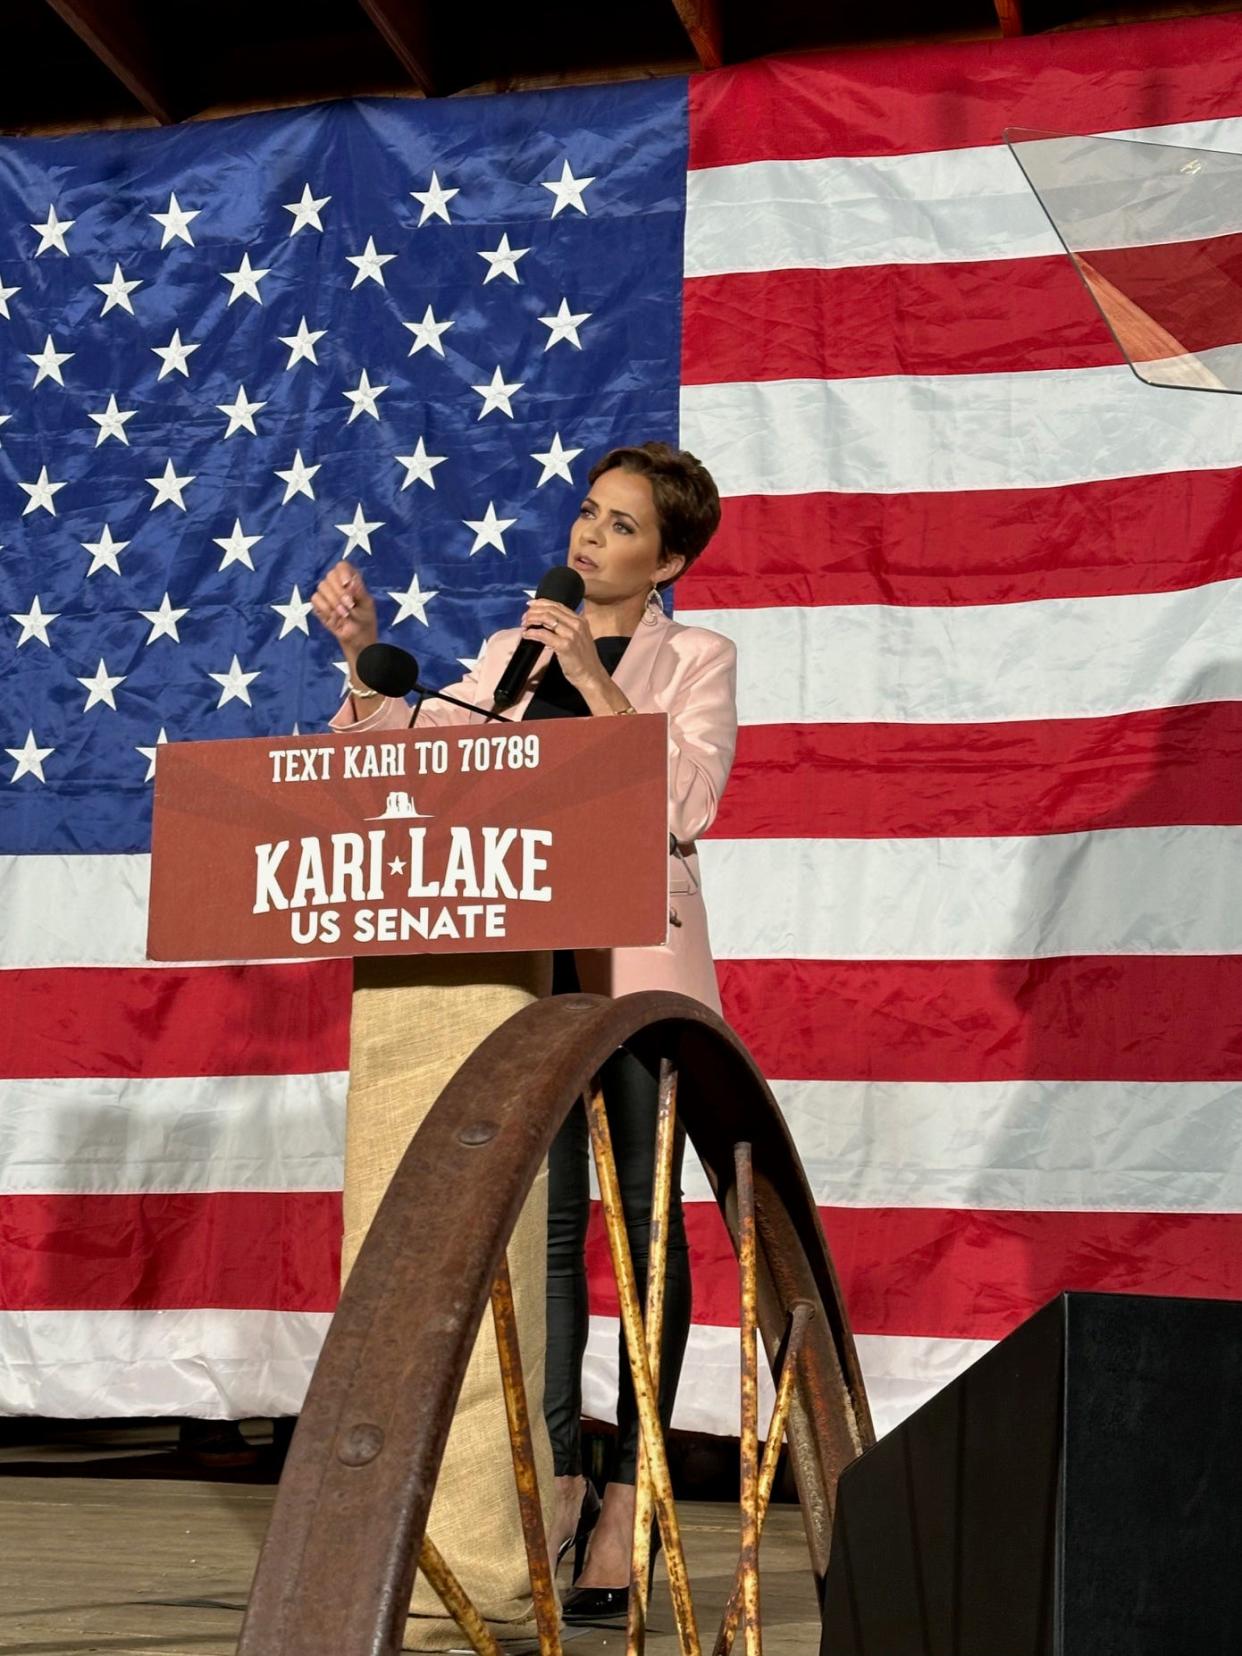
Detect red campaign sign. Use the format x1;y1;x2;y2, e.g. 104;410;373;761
147;715;670;962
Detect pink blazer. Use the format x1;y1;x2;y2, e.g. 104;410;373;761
329;608;738;1012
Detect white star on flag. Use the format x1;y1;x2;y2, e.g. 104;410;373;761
478;233;530;284
19;466;67;517
0;281;20;319
6;729;54;784
221;252;272;305
146;459;195;512
88;394;137;447
82;524;130;576
531;432;583;486
284;184;331;234
411;171;459;225
542;159;595;217
138;593;188;643
28;335;73;388
394;437;447;490
335;503;384;555
213;519;264;571
136;728;169;782
344;368;388;423
278;316;326;368
217;384;267;437
208;655;260;708
272;586;314;638
151;192;200;248
403;305;454;356
10;595;59;647
346;236;396;288
389;571;438;625
275;450;320;503
539;298;591;350
32;205;74;256
457;641;487;674
152;328;200;380
78;658;126;712
95;263;143;316
463;501;516;555
471;366;523;420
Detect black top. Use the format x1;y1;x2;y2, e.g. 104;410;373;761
522;635;631;721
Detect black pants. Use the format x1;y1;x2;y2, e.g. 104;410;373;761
543;1041;693;1483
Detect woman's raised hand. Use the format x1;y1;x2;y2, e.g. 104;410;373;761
311;563;378;661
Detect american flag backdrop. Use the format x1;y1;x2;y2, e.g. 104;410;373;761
4;15;1242;1436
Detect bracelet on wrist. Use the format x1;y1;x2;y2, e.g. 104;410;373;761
613;703;637;715
347;678;381;701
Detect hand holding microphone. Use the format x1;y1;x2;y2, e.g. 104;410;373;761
493;565;586;710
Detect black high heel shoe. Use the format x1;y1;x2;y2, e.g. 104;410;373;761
561;1525;662;1626
556;1479;602;1574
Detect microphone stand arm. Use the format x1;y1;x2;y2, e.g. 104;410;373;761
410;682;513;724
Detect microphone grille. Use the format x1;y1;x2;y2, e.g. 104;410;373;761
536;565;586;609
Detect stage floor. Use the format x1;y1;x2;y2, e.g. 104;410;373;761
0;1452;820;1655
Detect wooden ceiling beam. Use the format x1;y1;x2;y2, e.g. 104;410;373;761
669;0;724;70
356;0;438;97
40;0;182;124
993;0;1026;36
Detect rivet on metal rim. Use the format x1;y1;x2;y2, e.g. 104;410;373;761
458;1121;499;1146
338;1423;385;1466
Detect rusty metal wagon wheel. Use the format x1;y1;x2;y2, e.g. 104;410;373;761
238;990;874;1656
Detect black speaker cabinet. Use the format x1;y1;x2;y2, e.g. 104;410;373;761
819;1292;1242;1656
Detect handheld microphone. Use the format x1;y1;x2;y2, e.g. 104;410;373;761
491;565;586;712
354;642;510;722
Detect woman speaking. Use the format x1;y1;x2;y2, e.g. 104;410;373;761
313;441;737;1624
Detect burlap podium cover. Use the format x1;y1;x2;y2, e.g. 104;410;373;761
342;952;556;1652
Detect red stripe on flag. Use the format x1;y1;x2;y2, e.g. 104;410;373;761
711;704;1242;840
688;14;1242;168
676;470;1242;610
716;956;1242;1083
682;260;1116;385
0;1191;341;1312
588;1203;1242;1341
0;962;352;1080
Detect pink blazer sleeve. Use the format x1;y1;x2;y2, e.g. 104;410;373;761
665;632;738;844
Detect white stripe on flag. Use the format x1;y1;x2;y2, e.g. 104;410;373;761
0;1073;347;1196
689;581;1242;725
699;825;1242;960
681;370;1242;497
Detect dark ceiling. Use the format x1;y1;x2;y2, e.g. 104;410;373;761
3;0;1240;134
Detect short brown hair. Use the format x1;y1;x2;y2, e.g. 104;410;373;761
588;441;721;587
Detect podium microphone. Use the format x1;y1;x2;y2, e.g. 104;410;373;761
354;643;510;722
491;566;586;713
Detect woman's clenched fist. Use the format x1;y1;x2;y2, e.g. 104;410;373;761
311;563;378;663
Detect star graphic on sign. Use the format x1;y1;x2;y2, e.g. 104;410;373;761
0;281;20;319
335;503;384;556
402;304;454;357
346;236;396;288
411;171;459;226
19;466;67;516
388;856;406;877
478;233;530;285
95;262;143;316
138;593;188;644
344;368;388;423
463;501;516;555
539;298;591;350
278;316;326;369
213;518;264;571
217;384;267;438
28;334;73;388
152;328;200;380
146;458;195;512
32;204;74;256
531;432;583;486
394;437;446;490
6;729;54;783
136;727;169;782
151;192;200;248
10;595;59;647
284;183;331;235
208;654;260;708
88;393;137;447
78;658;126;712
542;159;595;217
272;585;314;639
82;524;131;576
471;366;523;420
275;450;320;504
389;571;438;626
220;251;272;306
